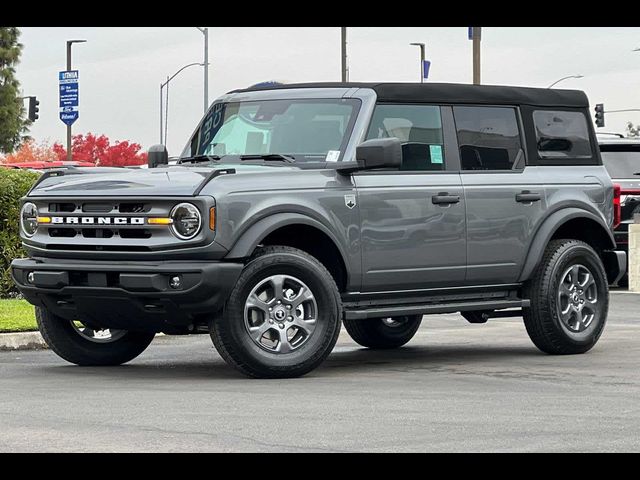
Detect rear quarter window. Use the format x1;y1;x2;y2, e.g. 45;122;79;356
533;110;593;162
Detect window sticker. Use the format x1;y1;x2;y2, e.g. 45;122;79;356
430;145;444;164
325;150;341;162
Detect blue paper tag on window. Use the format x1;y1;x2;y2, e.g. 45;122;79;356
430;145;444;164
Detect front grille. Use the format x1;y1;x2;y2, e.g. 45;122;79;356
25;197;212;256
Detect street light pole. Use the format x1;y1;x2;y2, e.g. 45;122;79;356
196;27;209;113
65;39;86;161
547;74;584;88
159;62;204;145
409;43;426;83
341;27;348;82
472;27;481;85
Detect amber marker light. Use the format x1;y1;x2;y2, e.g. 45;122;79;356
36;216;51;224
209;208;216;231
147;217;173;225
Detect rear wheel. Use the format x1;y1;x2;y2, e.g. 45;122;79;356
36;307;155;366
523;239;608;354
343;315;422;349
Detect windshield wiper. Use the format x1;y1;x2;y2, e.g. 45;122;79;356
178;155;222;164
240;154;295;163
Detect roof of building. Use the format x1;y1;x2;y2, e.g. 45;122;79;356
228;82;589;108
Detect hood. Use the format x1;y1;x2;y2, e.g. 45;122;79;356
28;164;296;197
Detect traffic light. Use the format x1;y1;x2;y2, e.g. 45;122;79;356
595;103;605;128
27;96;39;122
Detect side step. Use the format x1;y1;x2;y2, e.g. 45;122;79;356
344;299;530;320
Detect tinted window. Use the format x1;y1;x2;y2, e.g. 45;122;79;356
454;106;523;171
600;144;640;178
366;104;445;171
533;110;592;159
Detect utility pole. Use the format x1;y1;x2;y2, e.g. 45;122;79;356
65;39;86;161
472;27;481;85
410;43;426;83
341;27;348;82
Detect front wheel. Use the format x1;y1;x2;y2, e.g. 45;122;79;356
36;307;156;366
210;246;342;378
343;315;422;349
523;239;609;355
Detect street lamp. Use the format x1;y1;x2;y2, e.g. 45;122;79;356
160;62;204;145
65;39;86;162
195;27;209;114
409;42;426;83
547;74;584;88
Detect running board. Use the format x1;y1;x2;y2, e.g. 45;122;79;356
343;299;530;320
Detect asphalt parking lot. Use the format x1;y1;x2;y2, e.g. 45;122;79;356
1;290;639;452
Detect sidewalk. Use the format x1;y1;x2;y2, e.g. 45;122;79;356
0;332;47;351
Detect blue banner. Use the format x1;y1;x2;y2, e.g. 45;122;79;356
59;70;79;126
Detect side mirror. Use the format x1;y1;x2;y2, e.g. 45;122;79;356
148;144;169;168
356;138;402;170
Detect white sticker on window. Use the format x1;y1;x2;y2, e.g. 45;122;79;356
325;150;341;162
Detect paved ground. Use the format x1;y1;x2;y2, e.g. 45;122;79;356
1;290;639;452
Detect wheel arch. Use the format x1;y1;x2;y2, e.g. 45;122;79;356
225;213;350;292
519;208;616;283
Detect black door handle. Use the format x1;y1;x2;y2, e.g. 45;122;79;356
516;191;542;203
432;193;460;205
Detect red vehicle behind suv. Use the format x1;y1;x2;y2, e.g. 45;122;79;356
598;133;640;284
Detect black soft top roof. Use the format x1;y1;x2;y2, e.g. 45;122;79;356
228;82;588;108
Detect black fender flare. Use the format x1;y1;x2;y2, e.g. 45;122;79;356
225;212;349;263
518;207;616;283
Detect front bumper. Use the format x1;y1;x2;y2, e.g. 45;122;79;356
11;258;243;331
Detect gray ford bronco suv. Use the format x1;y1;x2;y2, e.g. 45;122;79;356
11;82;626;378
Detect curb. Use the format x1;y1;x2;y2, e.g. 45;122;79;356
0;331;47;351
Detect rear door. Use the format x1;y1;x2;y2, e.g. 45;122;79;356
453;105;548;284
355;104;466;292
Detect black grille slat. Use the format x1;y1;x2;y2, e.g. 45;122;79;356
49;228;77;238
48;203;76;212
48;244;151;252
82;203;114;213
119;229;152;239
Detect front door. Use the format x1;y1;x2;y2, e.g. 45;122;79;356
355;104;466;292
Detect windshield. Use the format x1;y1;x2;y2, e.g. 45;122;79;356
182;98;361;162
600;144;640;178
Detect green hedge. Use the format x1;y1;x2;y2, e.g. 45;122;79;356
0;168;40;298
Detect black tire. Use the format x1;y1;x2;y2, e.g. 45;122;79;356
36;307;155;366
343;315;422;349
523;239;609;355
210;246;342;379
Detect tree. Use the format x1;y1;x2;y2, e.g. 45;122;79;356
0;27;27;154
53;133;147;167
626;122;640;138
0;138;57;164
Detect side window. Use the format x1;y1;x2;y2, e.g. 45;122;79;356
453;106;524;171
366;104;445;171
533;110;592;160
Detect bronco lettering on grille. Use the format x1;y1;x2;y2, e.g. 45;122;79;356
50;217;145;225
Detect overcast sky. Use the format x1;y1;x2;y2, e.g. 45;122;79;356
14;27;640;155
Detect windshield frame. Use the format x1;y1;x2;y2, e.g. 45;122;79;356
180;87;377;166
181;94;363;164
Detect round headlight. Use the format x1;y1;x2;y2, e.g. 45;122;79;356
20;202;38;237
170;203;201;240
